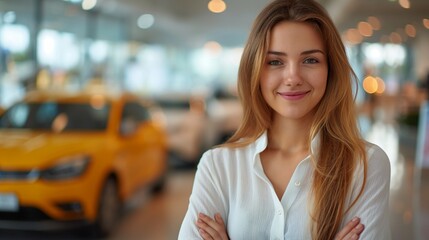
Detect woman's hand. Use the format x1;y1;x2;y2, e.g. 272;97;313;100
335;217;365;240
196;213;363;240
196;213;229;240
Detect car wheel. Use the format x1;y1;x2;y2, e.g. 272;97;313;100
93;178;121;237
150;175;166;194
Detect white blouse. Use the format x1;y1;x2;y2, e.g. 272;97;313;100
178;132;391;240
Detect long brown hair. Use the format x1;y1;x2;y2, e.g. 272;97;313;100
223;0;368;239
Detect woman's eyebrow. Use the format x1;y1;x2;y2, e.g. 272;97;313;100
301;49;325;55
267;50;286;56
267;49;325;56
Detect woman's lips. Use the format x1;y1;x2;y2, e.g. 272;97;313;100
278;91;310;100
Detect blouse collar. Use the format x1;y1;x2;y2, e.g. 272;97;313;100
251;130;320;163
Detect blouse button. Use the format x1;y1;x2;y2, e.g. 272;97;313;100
276;209;282;215
295;181;301;187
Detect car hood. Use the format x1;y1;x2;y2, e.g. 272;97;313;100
0;130;108;168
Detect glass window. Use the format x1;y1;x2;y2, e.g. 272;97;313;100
119;101;150;135
121;102;149;123
0;102;111;131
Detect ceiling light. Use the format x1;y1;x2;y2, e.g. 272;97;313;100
82;0;96;10
399;0;410;9
358;22;373;37
345;28;363;45
375;77;385;94
367;16;381;30
204;41;222;53
423;19;429;29
138;14;155;29
363;76;378;94
208;0;227;13
389;32;402;44
405;24;416;37
3;11;16;24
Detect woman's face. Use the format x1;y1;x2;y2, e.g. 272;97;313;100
260;21;328;122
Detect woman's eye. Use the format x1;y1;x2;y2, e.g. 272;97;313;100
303;58;319;64
268;60;282;65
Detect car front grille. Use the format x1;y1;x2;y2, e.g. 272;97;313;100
0;207;52;221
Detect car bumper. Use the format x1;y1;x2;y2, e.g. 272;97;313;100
0;177;100;224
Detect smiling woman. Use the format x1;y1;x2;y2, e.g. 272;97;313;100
178;0;391;239
260;21;328;122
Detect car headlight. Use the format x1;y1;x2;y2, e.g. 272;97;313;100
40;155;90;180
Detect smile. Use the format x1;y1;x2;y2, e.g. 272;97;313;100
277;91;310;100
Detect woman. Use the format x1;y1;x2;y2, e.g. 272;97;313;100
178;0;391;239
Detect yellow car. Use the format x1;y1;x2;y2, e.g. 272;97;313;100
0;90;168;236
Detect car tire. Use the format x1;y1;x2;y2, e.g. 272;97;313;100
150;175;166;194
92;177;121;237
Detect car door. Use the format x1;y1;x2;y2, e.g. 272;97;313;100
119;101;157;191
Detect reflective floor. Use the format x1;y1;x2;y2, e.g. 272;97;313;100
361;103;429;240
109;169;195;240
366;121;421;240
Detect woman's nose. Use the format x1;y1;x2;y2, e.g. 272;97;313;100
283;63;302;86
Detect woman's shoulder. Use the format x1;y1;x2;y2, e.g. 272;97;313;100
202;144;252;160
364;141;389;161
350;141;391;193
363;141;391;174
199;143;257;168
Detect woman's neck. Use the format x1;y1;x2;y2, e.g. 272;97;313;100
266;114;313;153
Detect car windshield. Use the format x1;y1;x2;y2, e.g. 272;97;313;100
0;102;110;131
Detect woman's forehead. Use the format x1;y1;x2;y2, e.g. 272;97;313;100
267;21;325;52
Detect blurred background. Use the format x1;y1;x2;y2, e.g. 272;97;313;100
0;0;428;239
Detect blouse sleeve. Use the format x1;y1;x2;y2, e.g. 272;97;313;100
342;143;392;239
178;150;229;240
